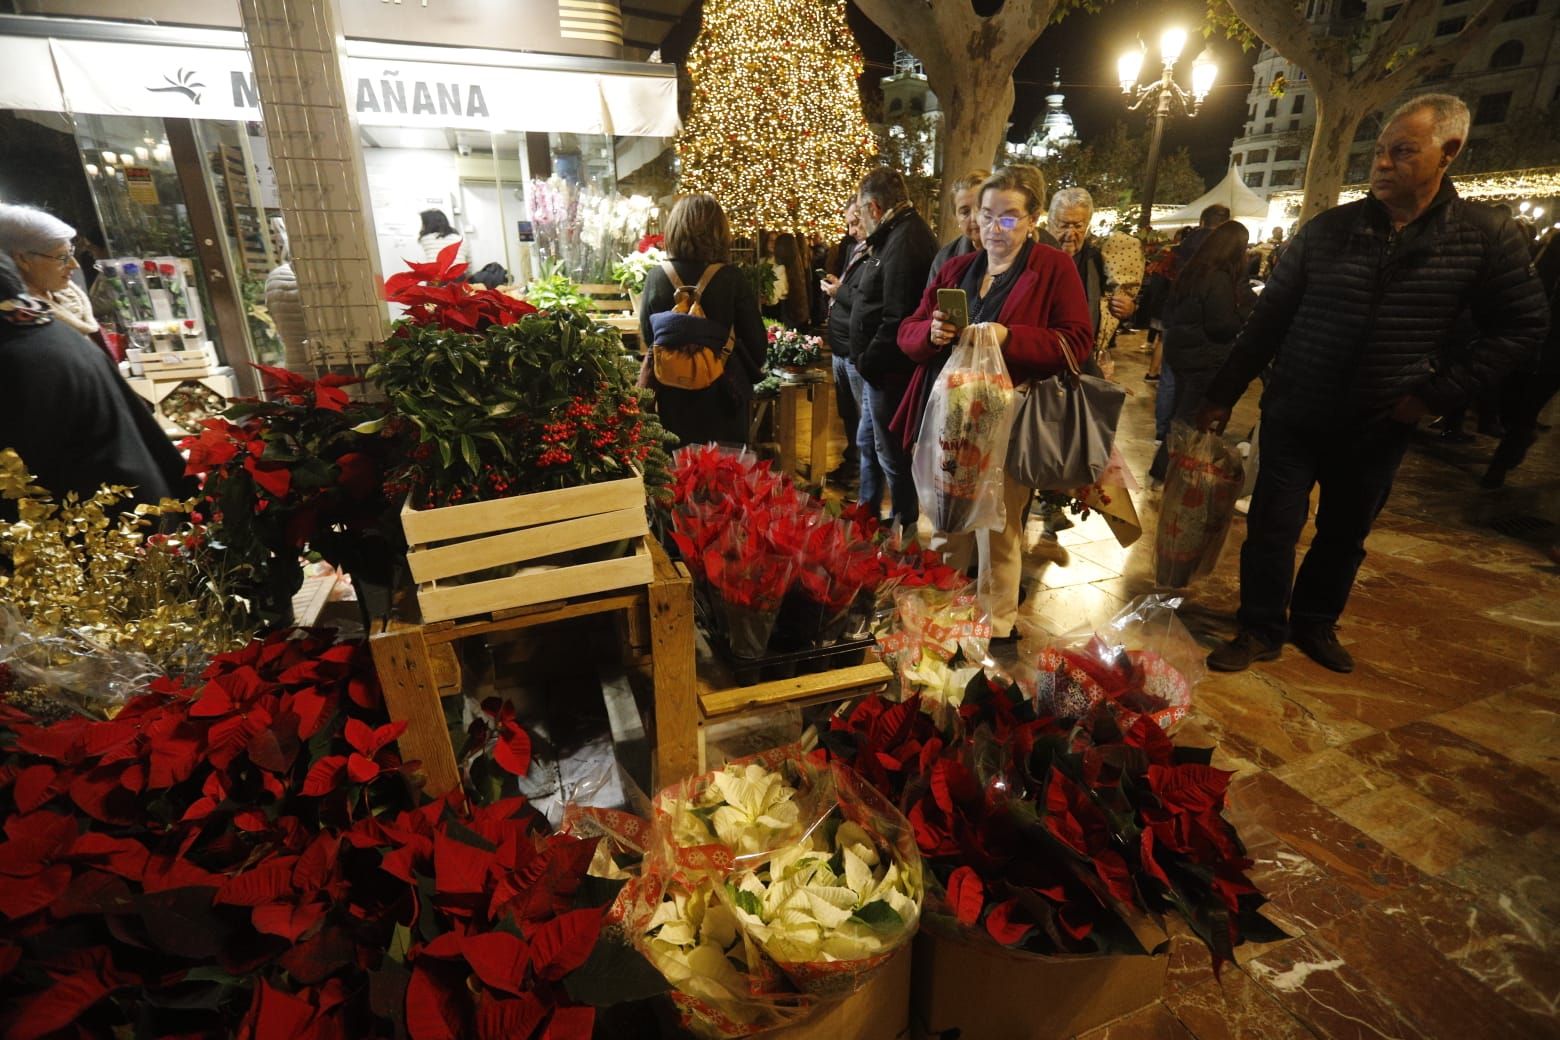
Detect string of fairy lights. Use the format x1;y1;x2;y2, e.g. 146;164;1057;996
676;0;878;236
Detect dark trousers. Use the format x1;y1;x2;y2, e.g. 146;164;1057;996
831;352;860;468
1237;417;1412;644
1149;366;1217;481
1491;369;1560;473
657;385;749;448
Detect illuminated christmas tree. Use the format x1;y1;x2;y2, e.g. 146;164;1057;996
677;0;878;235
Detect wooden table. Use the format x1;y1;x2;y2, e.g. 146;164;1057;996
370;540;698;796
750;375;833;482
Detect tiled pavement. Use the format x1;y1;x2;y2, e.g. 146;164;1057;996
808;331;1559;1038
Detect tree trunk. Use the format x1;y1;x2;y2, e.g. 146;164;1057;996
934;74;1016;238
1297;91;1376;226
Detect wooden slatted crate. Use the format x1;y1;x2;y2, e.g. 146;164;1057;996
400;473;652;623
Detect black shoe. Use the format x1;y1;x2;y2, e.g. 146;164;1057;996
1291;623;1354;673
1207;631;1282;672
1480;466;1507;490
1437;429;1475;444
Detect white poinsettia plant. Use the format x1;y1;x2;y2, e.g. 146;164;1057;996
641;879;767;1026
727;817;921;969
669;760;806;857
612;244;668;294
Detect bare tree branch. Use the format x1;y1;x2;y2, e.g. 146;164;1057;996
1390;0;1516;83
1368;0;1440;70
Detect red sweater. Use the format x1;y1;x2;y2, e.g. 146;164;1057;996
897;242;1093;384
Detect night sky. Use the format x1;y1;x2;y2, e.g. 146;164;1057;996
659;0;1260;188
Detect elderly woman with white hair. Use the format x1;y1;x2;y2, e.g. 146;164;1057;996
0;203;99;340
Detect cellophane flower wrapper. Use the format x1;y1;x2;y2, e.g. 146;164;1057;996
912;323;1017;534
645;749;923;1005
872;584;994;721
1014;594;1199;731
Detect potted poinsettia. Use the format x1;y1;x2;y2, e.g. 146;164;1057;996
371;244;676;621
611;233;666;314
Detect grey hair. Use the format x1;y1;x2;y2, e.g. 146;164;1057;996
1049;187;1094;222
0;204;75;257
1385;93;1471;147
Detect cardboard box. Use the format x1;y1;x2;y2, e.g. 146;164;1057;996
910;933;1166;1040
770;946;911;1040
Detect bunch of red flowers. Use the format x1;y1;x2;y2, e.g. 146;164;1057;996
818;680;1283;972
0;632;615;1039
383;243;536;331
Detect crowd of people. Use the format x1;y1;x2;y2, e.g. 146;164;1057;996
637;91;1554;673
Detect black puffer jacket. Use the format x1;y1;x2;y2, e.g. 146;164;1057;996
1162;268;1254;373
1205;181;1548;427
826;242;869;361
851;203;938;386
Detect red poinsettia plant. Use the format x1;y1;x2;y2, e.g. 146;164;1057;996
183;366;402;626
818;679;1284;972
0;631;643;1039
383;242;536;331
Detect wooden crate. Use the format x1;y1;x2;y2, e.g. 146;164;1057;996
401;474;652;623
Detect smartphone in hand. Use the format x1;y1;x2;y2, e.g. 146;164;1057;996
813;268;827;282
936;287;969;331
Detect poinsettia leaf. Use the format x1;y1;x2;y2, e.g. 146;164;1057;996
542;1005;595;1040
4;962;120;1040
492;723;532;777
216;856;300;906
984;898;1034;946
247;978;317;1038
561;935;670;1007
302;756;349;797
348;752;382;784
527;908;603;981
139;886;224;959
252;899;327;942
945;865;984;927
849;899;904;932
405;962;465;1040
475;992;548;1040
369;961;411;1023
279;925;357;984
461;931;530;995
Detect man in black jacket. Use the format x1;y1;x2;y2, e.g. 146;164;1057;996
851;167;938;526
822;200;869;485
1197;94;1548;674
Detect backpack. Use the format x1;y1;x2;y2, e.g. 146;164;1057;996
651;261;735;392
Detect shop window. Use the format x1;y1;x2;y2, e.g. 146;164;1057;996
888;98;903;116
1339;0;1366;16
1292;94;1306;114
1504;0;1537;18
1489;40;1522;69
1436;16;1466;35
1275;145;1303;162
1245;171;1266;188
1474;91;1511;125
1270;169;1298;186
1265;99;1278;117
1247;148;1270;164
1290;118;1301;130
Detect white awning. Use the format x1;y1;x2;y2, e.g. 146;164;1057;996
7;31;679;137
0;34;63;111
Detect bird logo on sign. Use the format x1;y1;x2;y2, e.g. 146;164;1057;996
146;69;206;104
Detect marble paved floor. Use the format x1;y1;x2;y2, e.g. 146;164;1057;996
811;332;1560;1038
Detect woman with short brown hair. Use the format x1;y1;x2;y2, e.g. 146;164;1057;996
638;194;767;445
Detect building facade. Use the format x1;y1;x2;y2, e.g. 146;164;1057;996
1230;0;1560;200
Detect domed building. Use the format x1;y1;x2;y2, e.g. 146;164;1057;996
1014;71;1079;161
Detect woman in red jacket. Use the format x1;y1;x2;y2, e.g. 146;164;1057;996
896;165;1094;640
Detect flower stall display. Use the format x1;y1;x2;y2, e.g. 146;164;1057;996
820;683;1284;975
371;243;676;622
0;450;248;719
0;630;634;1040
589;750;922;1037
764;322;825;378
1015;595;1203;731
664;446;965;663
529;178;653;285
911;324;1018;534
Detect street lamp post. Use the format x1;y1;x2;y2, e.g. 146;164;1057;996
1118;28;1218;231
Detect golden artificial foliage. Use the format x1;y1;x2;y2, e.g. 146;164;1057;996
677;0;878;235
0;450;249;715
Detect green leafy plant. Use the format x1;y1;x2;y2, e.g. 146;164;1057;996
525;261;594;316
737;262;777;308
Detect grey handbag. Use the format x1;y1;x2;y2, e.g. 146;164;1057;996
1005;337;1126;490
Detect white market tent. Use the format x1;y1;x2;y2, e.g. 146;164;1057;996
1157;165;1270;228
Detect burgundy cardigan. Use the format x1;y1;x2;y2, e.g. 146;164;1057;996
892;242;1094;446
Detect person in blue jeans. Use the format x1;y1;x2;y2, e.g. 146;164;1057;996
821;200;873;487
1195;95;1546;675
849;168;937;525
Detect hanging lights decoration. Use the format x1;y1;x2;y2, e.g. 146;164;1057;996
676;0;878;236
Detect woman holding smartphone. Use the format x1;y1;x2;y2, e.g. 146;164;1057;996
896;165;1093;641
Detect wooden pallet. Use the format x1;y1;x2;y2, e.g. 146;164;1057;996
401;475;651;623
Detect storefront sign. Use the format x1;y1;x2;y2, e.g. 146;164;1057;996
44;37;677;136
